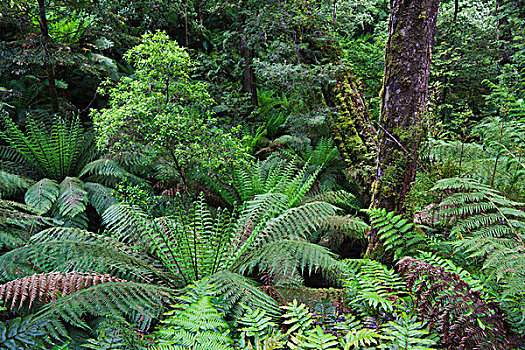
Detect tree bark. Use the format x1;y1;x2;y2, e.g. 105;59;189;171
371;0;441;212
240;31;258;106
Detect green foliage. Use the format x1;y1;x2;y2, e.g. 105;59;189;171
155;282;233;350
364;208;427;260
0;112;94;181
289;326;339;350
342;259;406;315
432;177;525;325
238;305;277;342
281;300;314;334
34;280;171;339
92;31;248;175
379;313;437;350
0;315;46;350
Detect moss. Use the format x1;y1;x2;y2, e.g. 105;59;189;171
262;286;350;316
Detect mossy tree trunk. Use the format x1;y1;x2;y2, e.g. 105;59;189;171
371;0;441;212
323;71;377;206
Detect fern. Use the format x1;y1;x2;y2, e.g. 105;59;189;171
432;178;525;322
342;259;406;315
155;284;233;350
79;158;142;186
0;315;47;350
0;170;33;197
282;300;315;334
223;156;324;207
340;328;382;349
289;326;339;350
0;272;122;312
398;256;522;349
0;239;162;282
57;177;87;218
34;280;171;339
379;313;437;350
206;271;280;317
238;305;277;341
365;208;427;259
24;178;59;215
0;112;97;181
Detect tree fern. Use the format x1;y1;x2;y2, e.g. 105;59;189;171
223;156;324;208
0;112;95;181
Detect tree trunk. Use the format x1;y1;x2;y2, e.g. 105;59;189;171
37;0;59;113
371;0;441;212
240;32;258;106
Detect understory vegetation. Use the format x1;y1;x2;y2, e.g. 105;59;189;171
0;0;524;349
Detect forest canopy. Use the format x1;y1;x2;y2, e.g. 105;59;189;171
0;0;524;349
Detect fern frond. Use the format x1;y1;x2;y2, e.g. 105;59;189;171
102;203;151;243
0;240;159;282
0;272;122;312
365;208;426;259
79;158;143;185
341;328;382;349
57;177;87;217
205;271;280;317
84;182;118;215
24;178;59;214
34;280;171;338
0;315;46;350
239;239;339;284
0;170;33;197
342;259;406;314
156;294;233;350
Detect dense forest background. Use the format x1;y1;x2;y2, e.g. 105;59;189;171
0;0;524;349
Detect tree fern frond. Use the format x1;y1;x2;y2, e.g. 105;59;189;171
34;280;171;338
205;271;280;317
0;272;122;312
0;240;158;282
102;203;151;243
0;112;90;181
0;315;46;350
255;201;338;243
0;170;33;197
24;178;59;215
57;177;87;218
239;239;338;283
0;199;49;231
320;215;369;242
79;158;143;185
84;182;119;216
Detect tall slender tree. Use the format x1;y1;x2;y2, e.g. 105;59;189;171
371;0;441;212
